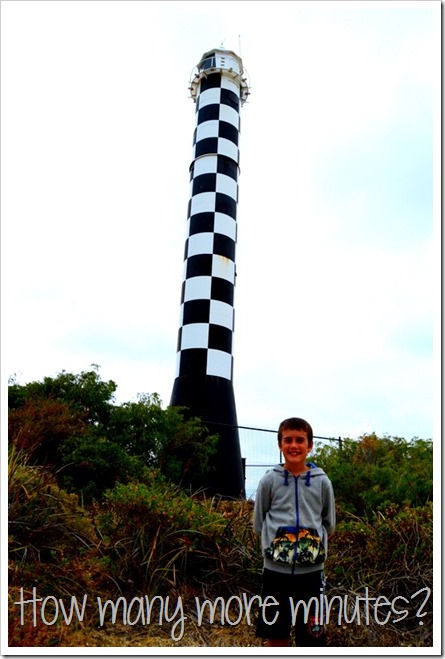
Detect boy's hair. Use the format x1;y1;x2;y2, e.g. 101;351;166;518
278;417;314;448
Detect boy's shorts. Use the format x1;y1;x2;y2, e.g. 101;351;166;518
256;567;326;646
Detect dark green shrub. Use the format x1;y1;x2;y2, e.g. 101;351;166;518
9;370;219;501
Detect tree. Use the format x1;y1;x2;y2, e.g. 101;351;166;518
8;365;117;426
9;368;219;501
106;394;218;490
8;398;86;466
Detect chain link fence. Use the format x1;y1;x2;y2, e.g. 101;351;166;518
237;425;342;499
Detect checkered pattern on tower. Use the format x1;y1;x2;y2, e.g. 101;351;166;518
175;68;245;383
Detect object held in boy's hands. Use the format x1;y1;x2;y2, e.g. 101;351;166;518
265;526;326;566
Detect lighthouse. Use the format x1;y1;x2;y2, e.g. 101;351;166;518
170;47;249;498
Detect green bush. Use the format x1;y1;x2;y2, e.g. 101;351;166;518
94;472;260;598
313;434;433;516
9;369;219;501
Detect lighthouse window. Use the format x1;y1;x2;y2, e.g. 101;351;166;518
201;54;216;70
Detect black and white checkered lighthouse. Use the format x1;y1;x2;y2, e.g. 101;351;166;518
170;47;250;498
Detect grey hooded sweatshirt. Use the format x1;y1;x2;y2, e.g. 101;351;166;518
253;463;336;575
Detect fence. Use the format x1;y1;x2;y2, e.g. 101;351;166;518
210;423;342;499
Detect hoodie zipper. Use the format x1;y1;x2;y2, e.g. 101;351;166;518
292;475;300;571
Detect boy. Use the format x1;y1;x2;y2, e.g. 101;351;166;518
253;417;335;647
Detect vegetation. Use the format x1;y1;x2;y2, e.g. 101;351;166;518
8;367;218;501
312;433;433;516
8;368;433;647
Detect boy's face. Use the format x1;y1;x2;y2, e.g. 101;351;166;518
279;428;312;474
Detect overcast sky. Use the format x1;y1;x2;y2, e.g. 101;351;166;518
2;0;440;445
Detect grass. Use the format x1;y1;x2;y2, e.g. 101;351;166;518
8;450;433;648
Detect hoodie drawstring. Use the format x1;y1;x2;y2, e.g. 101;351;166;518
283;466;314;486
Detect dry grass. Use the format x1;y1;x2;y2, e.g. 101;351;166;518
9;593;432;649
8;451;433;649
79;619;263;648
15;617;431;649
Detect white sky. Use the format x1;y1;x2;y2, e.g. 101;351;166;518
2;0;440;443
